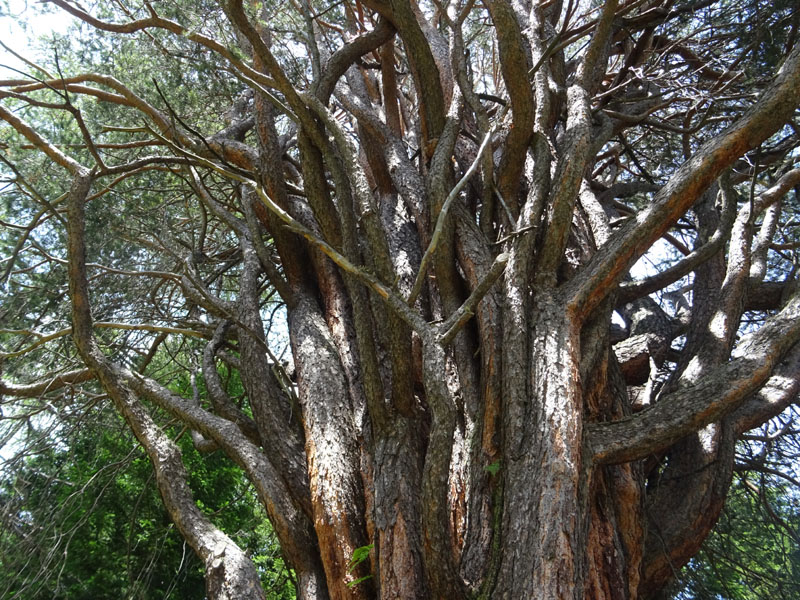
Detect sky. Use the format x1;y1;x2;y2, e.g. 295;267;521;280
0;0;76;80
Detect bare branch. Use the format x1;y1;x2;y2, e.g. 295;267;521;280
590;291;800;465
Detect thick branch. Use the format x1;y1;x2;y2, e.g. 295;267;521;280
64;170;266;600
731;341;800;435
0;368;94;398
568;42;800;320
483;0;534;206
316;18;395;102
590;291;800;464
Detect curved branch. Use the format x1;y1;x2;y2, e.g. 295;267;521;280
64;170;266;599
568;42;800;321
617;180;736;303
362;0;446;140
316;18;395;102
731;341;800;435
590;290;800;465
0;368;94;398
483;0;535;207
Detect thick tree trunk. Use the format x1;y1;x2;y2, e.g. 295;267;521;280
290;295;374;599
494;297;586;599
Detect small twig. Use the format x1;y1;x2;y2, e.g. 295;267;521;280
440;252;509;345
407;129;494;306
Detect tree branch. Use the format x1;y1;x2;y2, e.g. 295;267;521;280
568;42;800;321
590;290;800;464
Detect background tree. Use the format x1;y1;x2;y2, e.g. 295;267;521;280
672;410;800;600
0;360;295;599
1;0;800;599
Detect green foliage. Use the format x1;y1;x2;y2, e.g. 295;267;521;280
347;575;374;589
674;477;800;599
0;405;294;600
346;543;374;588
484;460;501;476
347;543;373;572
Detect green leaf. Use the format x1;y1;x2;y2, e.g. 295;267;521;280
347;543;373;573
347;575;373;588
484;460;501;476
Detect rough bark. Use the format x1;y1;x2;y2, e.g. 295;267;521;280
64;172;267;600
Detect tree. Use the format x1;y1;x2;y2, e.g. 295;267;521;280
1;0;800;598
0;368;295;600
672;411;800;600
